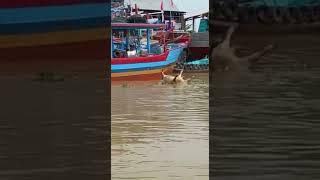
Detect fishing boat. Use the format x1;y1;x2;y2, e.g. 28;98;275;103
212;0;320;25
185;12;209;61
0;1;109;73
211;0;320;35
153;30;191;45
111;23;184;81
174;57;209;73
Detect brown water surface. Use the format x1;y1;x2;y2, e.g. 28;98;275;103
112;74;209;180
212;32;320;180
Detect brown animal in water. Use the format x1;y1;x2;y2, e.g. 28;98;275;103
211;24;275;71
161;69;189;85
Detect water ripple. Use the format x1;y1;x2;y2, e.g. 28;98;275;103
213;34;320;179
112;74;209;179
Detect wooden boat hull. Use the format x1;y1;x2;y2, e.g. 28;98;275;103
188;32;209;61
174;58;209;73
111;64;175;81
111;47;183;81
0;1;109;74
188;47;209;61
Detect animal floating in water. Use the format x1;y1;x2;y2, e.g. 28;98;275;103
161;69;190;85
211;24;275;72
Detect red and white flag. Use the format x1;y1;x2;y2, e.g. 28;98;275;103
170;0;174;7
160;0;164;22
160;0;164;11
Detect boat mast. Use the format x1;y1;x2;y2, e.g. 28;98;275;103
160;0;166;52
111;29;114;58
125;29;129;50
169;0;173;30
135;4;138;15
146;28;151;53
160;0;164;23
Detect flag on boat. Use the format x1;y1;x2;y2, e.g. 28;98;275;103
160;0;164;11
160;0;164;22
170;0;174;7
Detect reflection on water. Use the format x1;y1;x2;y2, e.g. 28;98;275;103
112;74;209;179
0;76;108;179
212;33;320;180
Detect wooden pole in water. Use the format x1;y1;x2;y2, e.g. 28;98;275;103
169;11;172;30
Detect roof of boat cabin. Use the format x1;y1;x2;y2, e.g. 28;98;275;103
185;11;209;21
112;23;165;29
124;0;184;12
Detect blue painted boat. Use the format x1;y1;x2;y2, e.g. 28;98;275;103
186;58;208;65
0;1;108;59
111;23;184;81
174;57;209;73
0;0;109;73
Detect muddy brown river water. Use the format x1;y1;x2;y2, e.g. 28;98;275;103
212;31;320;180
112;74;209;180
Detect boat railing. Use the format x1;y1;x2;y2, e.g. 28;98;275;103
111;23;170;59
